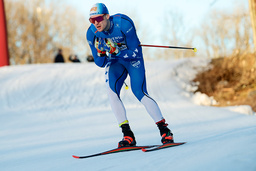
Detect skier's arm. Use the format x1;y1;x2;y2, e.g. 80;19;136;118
86;27;108;68
119;15;142;59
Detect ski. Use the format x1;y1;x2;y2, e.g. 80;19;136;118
141;142;186;152
72;145;157;159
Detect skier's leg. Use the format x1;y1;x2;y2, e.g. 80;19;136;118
106;62;136;147
106;62;137;146
105;62;128;125
128;59;164;123
127;59;174;143
140;95;164;122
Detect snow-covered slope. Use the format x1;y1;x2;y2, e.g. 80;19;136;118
0;59;256;171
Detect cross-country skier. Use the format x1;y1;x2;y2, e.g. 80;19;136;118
86;3;174;147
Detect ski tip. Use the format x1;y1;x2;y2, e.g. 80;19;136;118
141;148;147;152
72;155;80;159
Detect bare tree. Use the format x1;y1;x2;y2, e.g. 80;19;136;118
198;4;253;58
5;0;89;64
159;10;196;59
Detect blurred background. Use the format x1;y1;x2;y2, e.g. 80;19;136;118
1;0;255;64
1;0;256;110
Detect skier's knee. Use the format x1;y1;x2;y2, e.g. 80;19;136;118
132;90;144;101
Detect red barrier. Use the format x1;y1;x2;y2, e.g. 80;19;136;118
0;0;9;67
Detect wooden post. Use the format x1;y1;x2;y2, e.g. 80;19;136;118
249;0;256;53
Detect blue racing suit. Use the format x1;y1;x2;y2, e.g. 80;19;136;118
86;14;164;126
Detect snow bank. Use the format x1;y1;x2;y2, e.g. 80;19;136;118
171;58;255;115
224;105;255;115
171;58;218;105
192;92;218;106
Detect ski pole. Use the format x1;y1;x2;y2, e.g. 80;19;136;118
124;82;129;90
139;44;197;52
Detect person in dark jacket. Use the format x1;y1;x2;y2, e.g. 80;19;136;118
69;55;81;63
86;55;94;62
54;49;65;63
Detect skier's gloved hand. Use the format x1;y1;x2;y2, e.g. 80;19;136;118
94;37;106;57
104;38;121;56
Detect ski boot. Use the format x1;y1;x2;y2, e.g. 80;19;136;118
118;124;136;147
156;119;174;144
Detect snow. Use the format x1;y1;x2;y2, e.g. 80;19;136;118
192;92;218;106
223;105;255;116
0;58;255;171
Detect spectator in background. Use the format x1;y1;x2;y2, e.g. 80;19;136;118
86;55;94;62
69;54;81;63
54;49;65;63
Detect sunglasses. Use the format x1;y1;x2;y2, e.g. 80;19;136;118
89;14;106;24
